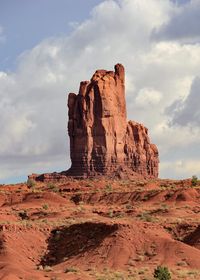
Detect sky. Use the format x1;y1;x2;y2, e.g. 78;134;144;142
0;0;200;183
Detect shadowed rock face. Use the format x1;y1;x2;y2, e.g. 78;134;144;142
67;64;159;178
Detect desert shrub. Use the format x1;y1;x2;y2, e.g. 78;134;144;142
137;212;156;222
108;209;113;218
47;182;55;189
27;178;36;188
65;267;77;273
47;182;59;192
125;203;133;210
191;175;198;186
42;203;49;210
105;184;112;193
154;266;171;280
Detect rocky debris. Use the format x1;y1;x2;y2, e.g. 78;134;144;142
67;64;159;178
28;172;69;183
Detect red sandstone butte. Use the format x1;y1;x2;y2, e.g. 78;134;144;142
67;64;159;178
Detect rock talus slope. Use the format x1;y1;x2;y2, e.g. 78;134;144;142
67;64;159;178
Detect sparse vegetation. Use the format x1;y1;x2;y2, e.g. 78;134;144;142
137;211;157;222
154;266;171;280
77;205;85;213
105;184;113;193
125;203;133;210
2;177;200;280
27;178;36;188
65;267;78;273
108;209;113;218
191;175;198;186
42;203;49;210
47;182;59;192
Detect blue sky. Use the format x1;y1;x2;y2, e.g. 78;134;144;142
0;0;102;71
1;0;200;183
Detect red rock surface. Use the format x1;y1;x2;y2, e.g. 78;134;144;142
67;64;159;178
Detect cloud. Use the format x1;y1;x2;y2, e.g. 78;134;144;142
160;159;200;179
154;0;200;42
1;0;200;182
168;76;200;126
135;88;162;107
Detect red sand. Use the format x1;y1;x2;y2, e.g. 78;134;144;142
0;178;199;279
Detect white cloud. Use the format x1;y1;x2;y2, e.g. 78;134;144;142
1;0;200;182
160;159;200;179
135;88;162;107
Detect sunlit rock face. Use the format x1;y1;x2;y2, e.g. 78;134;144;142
67;64;159;178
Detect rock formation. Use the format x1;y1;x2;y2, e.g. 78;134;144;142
67;64;159;178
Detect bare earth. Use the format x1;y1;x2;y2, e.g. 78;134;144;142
0;178;200;280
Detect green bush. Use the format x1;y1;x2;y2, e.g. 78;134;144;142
191;175;198;186
42;203;49;210
154;266;171;280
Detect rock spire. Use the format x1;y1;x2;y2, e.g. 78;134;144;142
67;64;159;178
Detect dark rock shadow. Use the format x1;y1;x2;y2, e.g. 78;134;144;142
183;225;200;248
40;222;118;266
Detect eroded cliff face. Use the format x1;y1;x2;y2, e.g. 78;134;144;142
67;64;159;178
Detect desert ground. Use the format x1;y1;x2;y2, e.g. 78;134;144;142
0;177;200;279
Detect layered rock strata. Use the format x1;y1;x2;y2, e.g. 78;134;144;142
67;64;159;178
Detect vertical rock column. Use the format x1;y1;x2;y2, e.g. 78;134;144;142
67;64;159;178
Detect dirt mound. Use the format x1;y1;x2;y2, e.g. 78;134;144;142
23;191;68;204
0;227;48;279
40;221;200;271
0;191;68;208
168;188;200;202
